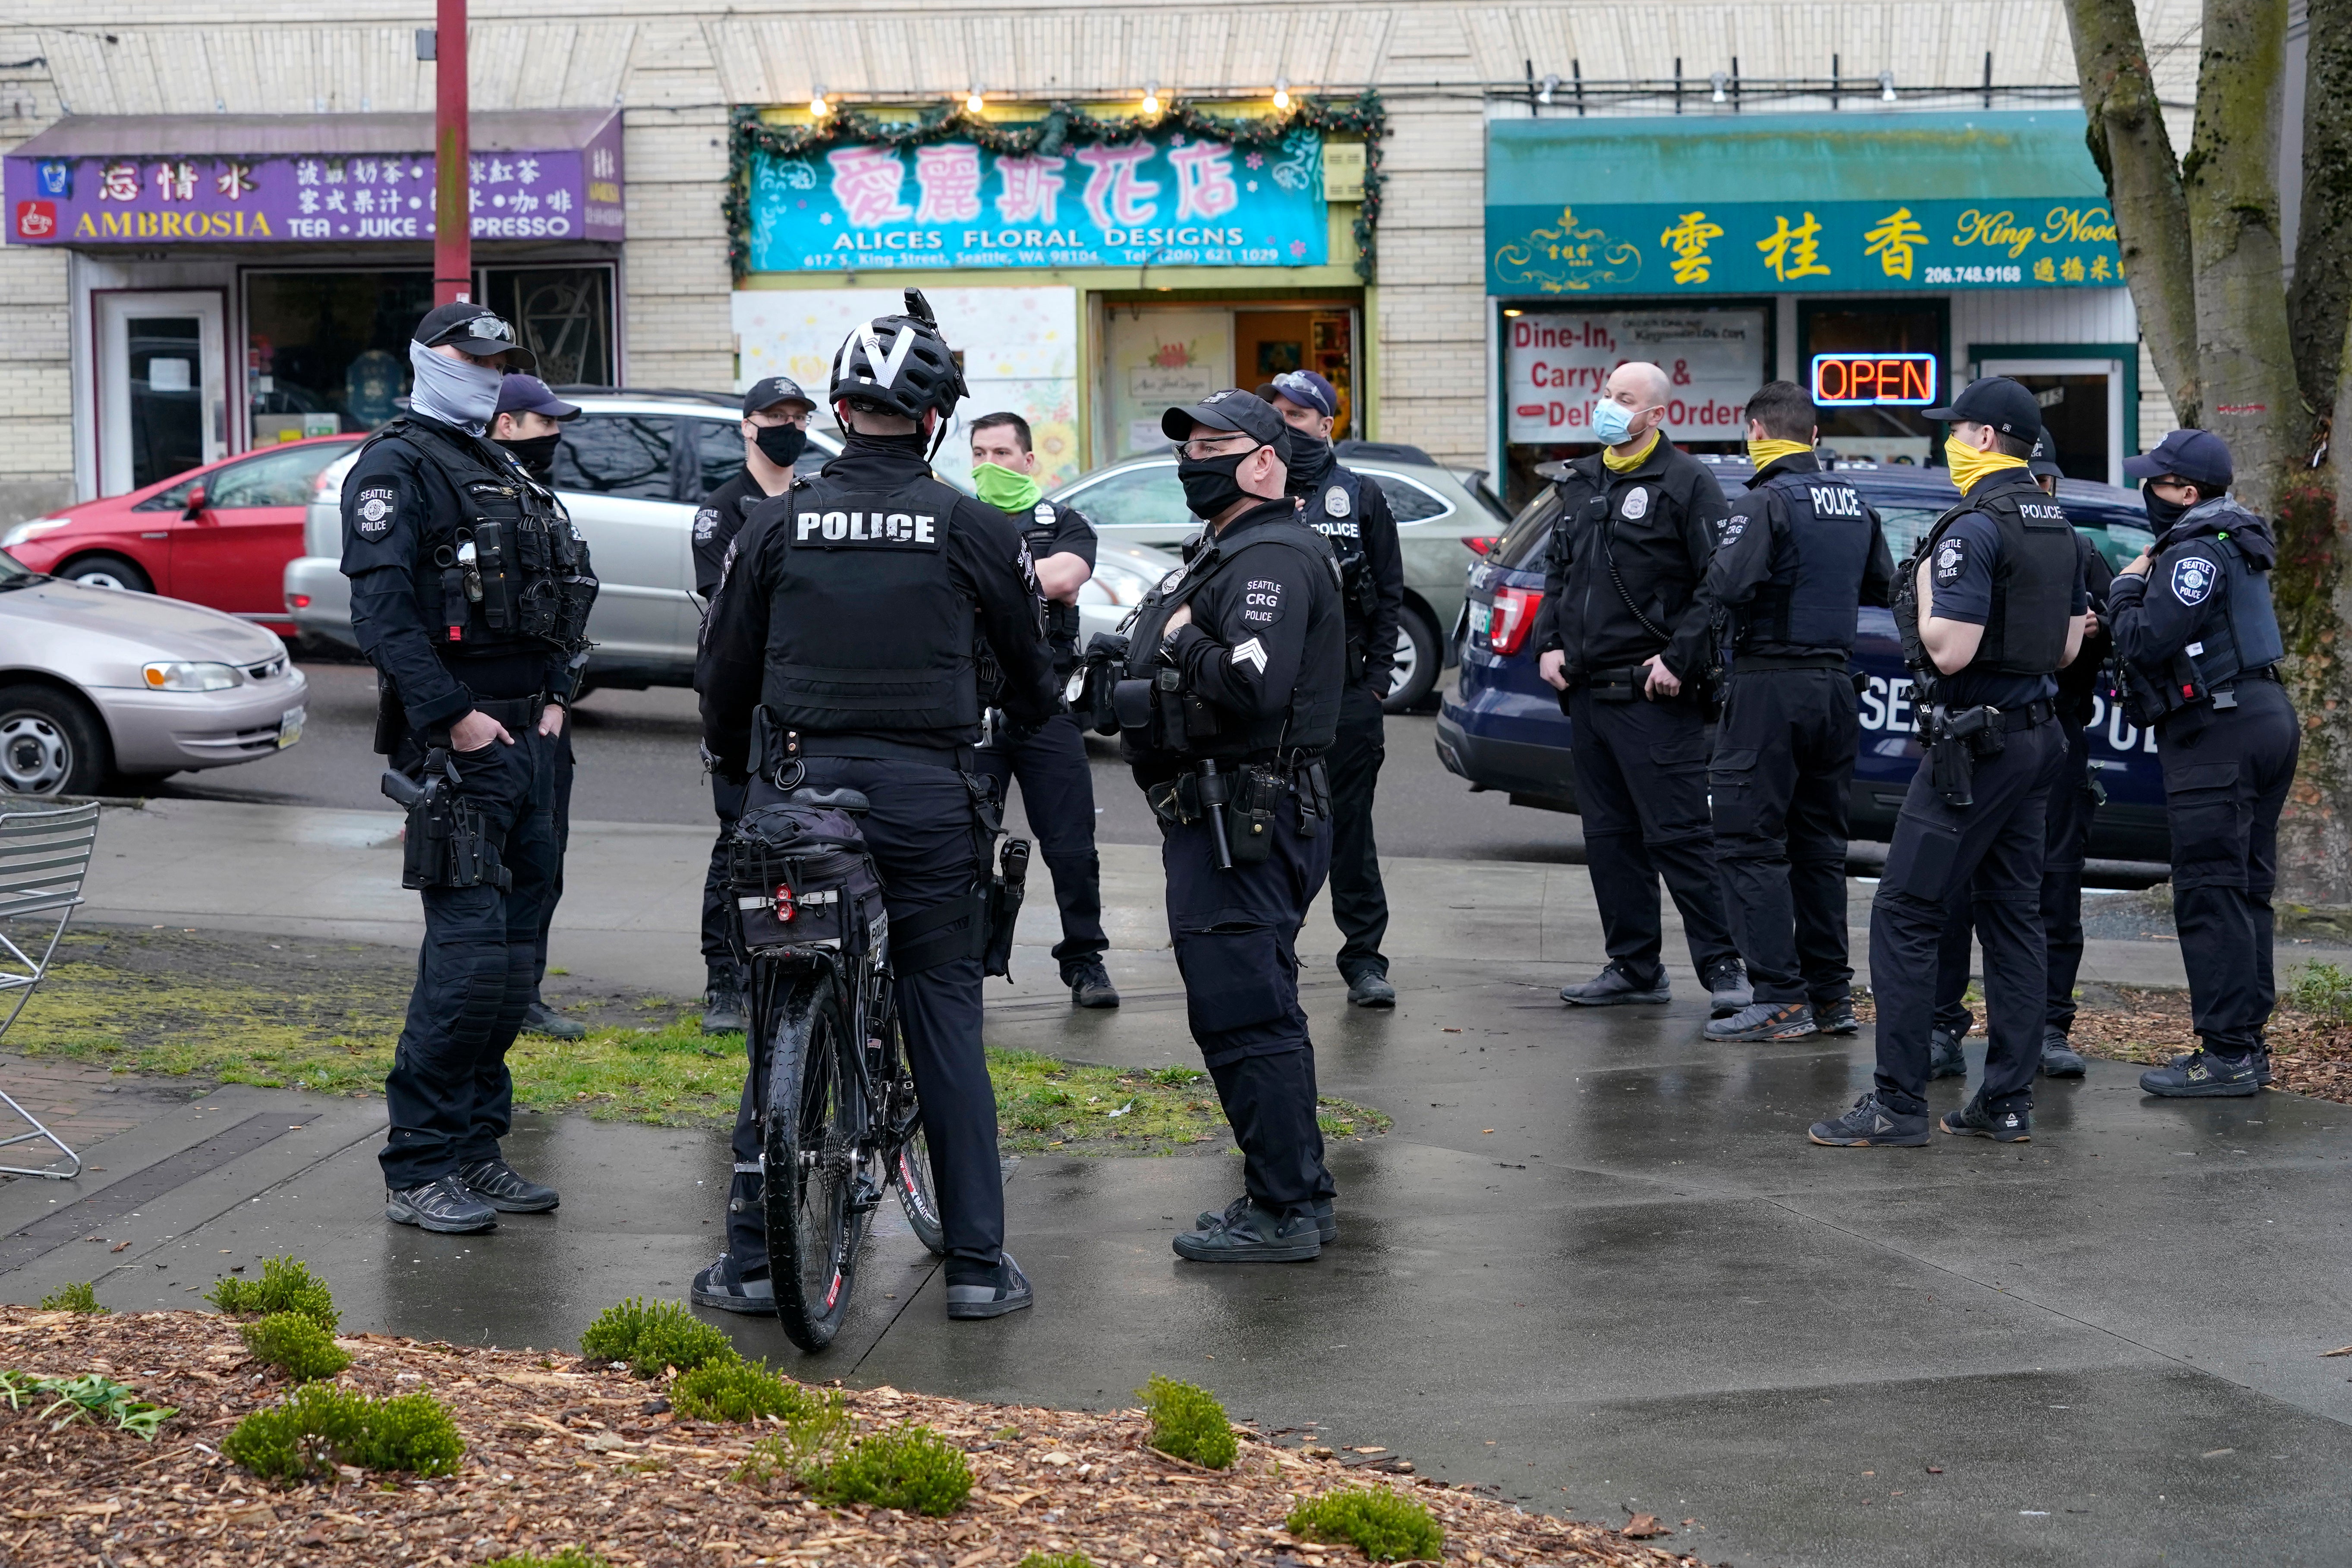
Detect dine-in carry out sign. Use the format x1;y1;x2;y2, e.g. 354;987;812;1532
1504;308;1767;445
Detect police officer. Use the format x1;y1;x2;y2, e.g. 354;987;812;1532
1701;381;1894;1041
1809;378;2086;1148
1924;430;2111;1082
488;373;591;1043
695;292;1055;1319
1532;362;1750;1015
690;376;816;1034
1258;370;1403;1009
2108;428;2296;1098
341;303;598;1232
967;410;1119;1009
1118;389;1345;1262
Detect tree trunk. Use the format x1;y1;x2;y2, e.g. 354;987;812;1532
2062;0;2203;421
2182;0;2309;514
2287;0;2352;410
2271;328;2352;905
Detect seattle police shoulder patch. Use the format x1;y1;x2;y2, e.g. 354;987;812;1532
2170;553;2217;606
1935;537;1966;581
692;507;721;543
353;486;398;538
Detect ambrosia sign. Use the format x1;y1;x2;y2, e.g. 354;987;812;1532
746;126;1330;272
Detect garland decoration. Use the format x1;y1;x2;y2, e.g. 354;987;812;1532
724;91;1386;283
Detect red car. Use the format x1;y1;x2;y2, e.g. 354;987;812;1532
1;435;364;637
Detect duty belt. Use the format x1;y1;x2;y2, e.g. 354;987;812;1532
1731;653;1848;672
1574;666;1647;700
1924;698;2053;736
441;691;549;736
1146;754;1330;830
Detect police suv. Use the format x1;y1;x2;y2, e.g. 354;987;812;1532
1438;457;2170;861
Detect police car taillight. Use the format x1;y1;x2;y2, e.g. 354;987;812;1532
1488;585;1544;656
774;883;797;922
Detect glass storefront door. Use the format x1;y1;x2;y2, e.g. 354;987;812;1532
1978;355;2126;486
96;290;226;497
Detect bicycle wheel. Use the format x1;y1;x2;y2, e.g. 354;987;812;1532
762;970;868;1350
891;1104;948;1257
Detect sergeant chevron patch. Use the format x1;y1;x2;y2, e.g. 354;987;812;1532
1231;637;1269;673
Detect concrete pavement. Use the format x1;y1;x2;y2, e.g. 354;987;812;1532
8;798;2352;1566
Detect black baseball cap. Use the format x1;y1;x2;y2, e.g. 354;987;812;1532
1162;388;1292;460
494;374;579;422
2028;427;2062;479
413;302;535;371
1924;375;2041;440
742;375;814;417
2123;427;2233;491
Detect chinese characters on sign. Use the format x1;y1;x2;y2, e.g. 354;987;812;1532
1504;307;1767;443
746;126;1332;272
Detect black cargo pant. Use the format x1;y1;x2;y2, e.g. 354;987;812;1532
381;725;563;1190
2160;679;2299;1055
1709;667;1859;1008
1868;718;2063;1117
725;756;1004;1279
1932;717;2095;1038
701;771;750;983
530;714;574;1008
973;709;1108;973
1162;783;1335;1219
1325;681;1392;982
1567;686;1740;988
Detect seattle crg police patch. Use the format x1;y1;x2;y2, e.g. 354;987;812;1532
1241;576;1285;627
354;487;398;538
2170;554;2217;605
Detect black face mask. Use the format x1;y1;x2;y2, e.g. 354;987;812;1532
2142;480;2194;532
1176;447;1257;521
497;432;561;481
754;423;809;470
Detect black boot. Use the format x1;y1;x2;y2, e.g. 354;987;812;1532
701;966;746;1034
1063;957;1120;1009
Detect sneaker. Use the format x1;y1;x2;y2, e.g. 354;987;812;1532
2039;1028;2088;1079
1703;959;1754;1019
691;1252;775;1315
1345;970;1397;1008
1705;1001;1819;1042
1559;963;1670;1007
521;1000;586;1039
1814;998;1860;1036
1807;1093;1930;1148
701;969;746;1035
1928;1026;1968;1080
2140;1049;2261;1098
2170;1045;2273;1087
1196;1194;1338;1244
1171;1202;1323;1263
1940;1092;2031;1143
386;1174;497;1234
457;1157;560;1213
1064;959;1121;1010
945;1253;1034;1319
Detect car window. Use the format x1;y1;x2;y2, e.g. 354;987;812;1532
686;416;828;497
1496;487;1565;570
1365;471;1453;524
1875;506;1945;562
135;441;358;511
554;414;675;501
1065;464;1197;530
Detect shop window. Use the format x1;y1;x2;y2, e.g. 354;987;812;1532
1366;472;1452;524
1799;300;1948;466
481;267;615;387
245;271;435;443
1066;461;1196;530
554;414;676;500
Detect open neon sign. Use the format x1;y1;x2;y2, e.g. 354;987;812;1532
1811;352;1939;407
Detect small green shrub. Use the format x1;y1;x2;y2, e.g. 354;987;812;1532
240;1312;351;1382
0;1369;174;1439
671;1357;813;1423
37;1281;105;1314
1287;1488;1445;1562
1017;1555;1096;1568
804;1423;973;1515
1139;1374;1237;1469
2290;961;2352;1020
578;1297;737;1378
729;1386;853;1492
223;1384;463;1480
477;1552;607;1568
208;1256;338;1332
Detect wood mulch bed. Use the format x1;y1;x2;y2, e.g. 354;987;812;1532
0;1307;1713;1568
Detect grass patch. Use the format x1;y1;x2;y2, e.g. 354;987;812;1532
1139;1375;1237;1469
0;1369;174;1439
671;1357;816;1423
479;1552;605;1568
991;1048;1389;1156
222;1383;463;1480
207;1256;339;1332
579;1297;737;1379
1287;1487;1446;1561
2290;961;2352;1021
240;1312;351;1382
804;1423;973;1515
728;1390;854;1492
38;1281;104;1314
1017;1555;1095;1568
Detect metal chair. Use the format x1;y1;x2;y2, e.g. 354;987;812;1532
0;802;102;1180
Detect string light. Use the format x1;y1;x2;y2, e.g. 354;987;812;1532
1141;82;1162;116
965;85;984;114
1272;78;1291;111
809;85;830;117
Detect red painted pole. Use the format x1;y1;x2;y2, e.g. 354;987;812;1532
431;0;470;305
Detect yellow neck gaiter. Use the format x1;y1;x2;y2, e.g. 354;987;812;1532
1944;436;2029;494
1603;429;1661;473
1747;438;1813;470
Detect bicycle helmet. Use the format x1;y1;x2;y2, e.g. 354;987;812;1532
828;288;967;423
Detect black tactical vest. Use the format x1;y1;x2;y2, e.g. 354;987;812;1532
757;471;980;735
1925;483;2077;677
1300;465;1379;632
2162;528;2285;689
1019;500;1084;668
1736;469;1873;657
366;418;596;654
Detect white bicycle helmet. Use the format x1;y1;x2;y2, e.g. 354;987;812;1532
828;289;967;424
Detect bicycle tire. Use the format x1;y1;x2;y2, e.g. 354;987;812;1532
891;1105;948;1258
762;969;868;1351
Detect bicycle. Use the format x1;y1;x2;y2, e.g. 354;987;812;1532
727;788;946;1351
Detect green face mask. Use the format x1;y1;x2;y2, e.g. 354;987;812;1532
972;462;1043;514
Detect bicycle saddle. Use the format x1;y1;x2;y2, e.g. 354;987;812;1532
784;787;871;816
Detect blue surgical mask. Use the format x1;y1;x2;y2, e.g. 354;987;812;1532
406;341;504;434
1591;398;1637;446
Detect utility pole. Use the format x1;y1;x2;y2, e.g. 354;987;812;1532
432;0;470;305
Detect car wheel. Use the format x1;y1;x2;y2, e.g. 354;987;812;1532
1382;605;1443;714
60;553;154;593
0;685;111;797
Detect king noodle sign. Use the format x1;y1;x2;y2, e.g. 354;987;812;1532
746;127;1330;272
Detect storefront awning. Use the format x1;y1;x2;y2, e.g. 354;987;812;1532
1486;110;2122;296
4;109;623;247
